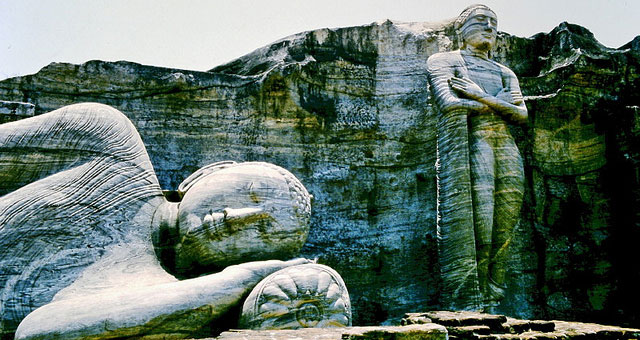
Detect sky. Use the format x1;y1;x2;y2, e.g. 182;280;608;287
1;0;639;81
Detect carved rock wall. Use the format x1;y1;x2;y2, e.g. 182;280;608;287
1;20;639;327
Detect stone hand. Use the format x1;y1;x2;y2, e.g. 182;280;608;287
449;76;486;100
225;257;314;279
15;258;315;340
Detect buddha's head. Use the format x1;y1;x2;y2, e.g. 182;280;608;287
455;4;498;52
173;161;311;274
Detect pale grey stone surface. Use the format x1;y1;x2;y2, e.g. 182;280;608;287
0;103;167;337
15;259;312;340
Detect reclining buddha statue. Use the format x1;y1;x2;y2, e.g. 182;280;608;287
0;103;350;340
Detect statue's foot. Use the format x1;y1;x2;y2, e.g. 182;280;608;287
239;263;351;330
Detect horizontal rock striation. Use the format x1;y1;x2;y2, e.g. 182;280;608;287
1;18;639;328
0;100;34;123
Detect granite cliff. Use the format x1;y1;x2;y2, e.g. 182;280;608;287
1;18;639;327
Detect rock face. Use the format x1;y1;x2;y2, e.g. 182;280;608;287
1;17;639;328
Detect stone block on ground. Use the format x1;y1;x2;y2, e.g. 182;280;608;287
477;332;568;340
501;318;555;334
502;318;533;334
422;311;507;331
404;311;640;340
553;321;640;339
402;313;433;325
449;325;493;337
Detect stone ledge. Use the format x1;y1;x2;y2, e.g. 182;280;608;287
403;311;640;340
553;320;640;339
215;324;447;340
209;312;640;340
416;311;507;329
0;100;35;116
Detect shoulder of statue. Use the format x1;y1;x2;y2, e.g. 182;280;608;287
427;50;464;69
492;59;518;77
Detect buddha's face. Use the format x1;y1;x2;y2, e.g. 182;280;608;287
174;163;310;274
461;8;498;52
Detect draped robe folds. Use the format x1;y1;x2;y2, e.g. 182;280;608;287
427;51;525;310
0;103;168;336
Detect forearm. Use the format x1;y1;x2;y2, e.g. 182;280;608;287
15;258;311;340
16;278;242;339
447;75;528;124
428;73;489;114
474;94;527;123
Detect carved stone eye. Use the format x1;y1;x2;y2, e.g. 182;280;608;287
239;263;351;330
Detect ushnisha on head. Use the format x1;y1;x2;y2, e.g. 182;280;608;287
173;161;312;274
455;4;498;53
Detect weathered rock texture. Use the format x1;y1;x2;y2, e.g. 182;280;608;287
1;17;639;328
0;100;34;123
213;311;640;340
